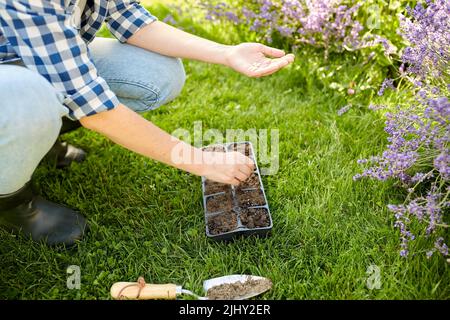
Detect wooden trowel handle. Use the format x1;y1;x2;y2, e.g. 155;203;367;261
110;282;177;300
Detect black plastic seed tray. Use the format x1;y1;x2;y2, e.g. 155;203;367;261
201;142;272;241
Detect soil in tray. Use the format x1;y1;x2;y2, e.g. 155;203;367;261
203;145;226;152
206;192;233;213
236;189;266;208
240;208;271;228
238;172;260;189
204;180;232;195
230;142;253;158
207;211;238;235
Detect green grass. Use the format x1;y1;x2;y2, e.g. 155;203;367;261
1;2;449;300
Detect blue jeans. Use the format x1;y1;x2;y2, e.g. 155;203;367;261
0;37;185;194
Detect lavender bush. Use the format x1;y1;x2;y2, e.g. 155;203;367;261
200;0;396;57
355;0;449;258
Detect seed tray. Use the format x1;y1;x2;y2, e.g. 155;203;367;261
201;142;272;240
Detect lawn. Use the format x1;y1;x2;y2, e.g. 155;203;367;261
0;2;449;300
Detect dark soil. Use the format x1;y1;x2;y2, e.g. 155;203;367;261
229;142;253;158
240;208;271;228
207;211;238;235
206;277;272;300
204;180;231;195
236;189;266;208
203;145;226;152
238;172;260;189
206;192;233;213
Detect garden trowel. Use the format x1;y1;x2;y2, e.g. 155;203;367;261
110;274;272;300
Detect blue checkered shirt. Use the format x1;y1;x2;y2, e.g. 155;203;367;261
0;0;157;120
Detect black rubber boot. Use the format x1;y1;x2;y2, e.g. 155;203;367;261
0;182;88;246
47;118;86;168
60;118;82;134
49;140;87;169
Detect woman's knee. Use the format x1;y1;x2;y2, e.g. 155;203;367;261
126;56;185;111
0;65;66;147
144;56;186;109
94;43;186;111
0;66;68;193
170;58;186;99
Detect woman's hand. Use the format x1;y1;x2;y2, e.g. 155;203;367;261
224;43;295;78
200;151;255;186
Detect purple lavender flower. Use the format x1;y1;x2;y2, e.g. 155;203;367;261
434;152;450;180
337;105;351;116
163;14;177;26
435;238;449;256
378;79;395;96
368;104;386;111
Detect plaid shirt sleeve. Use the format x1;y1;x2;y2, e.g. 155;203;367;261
106;1;158;43
0;1;120;120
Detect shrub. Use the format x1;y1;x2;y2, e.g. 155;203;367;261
355;0;449;258
199;0;404;58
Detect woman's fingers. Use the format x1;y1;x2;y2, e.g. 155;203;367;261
228;177;241;186
234;170;250;182
253;57;291;77
261;44;286;58
241;154;255;167
238;164;253;176
285;53;295;62
259;58;293;77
